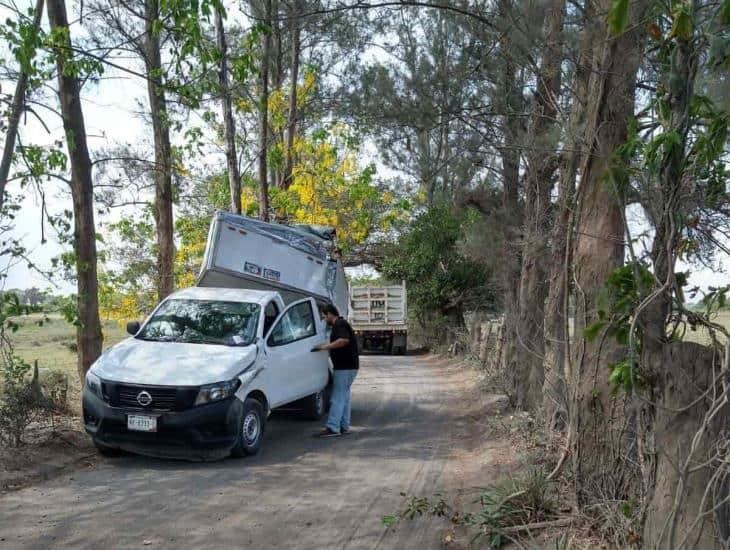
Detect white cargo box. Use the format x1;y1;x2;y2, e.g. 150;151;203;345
197;212;349;317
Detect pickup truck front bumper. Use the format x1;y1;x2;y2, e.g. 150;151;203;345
82;388;243;461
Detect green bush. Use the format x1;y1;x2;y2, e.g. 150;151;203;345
382;205;497;343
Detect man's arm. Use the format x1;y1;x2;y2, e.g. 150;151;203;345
314;338;349;351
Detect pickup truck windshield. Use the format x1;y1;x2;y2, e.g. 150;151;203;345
138;299;260;346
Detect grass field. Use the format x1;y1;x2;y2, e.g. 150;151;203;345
8;314;127;385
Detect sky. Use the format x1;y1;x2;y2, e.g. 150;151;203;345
5;61;147;293
2;2;728;300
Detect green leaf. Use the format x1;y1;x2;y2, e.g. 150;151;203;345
583;320;607;342
611;323;631;346
382;515;397;527
609;359;633;393
669;5;693;40
607;0;630;35
720;0;730;25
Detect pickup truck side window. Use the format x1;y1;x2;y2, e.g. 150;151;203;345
268;302;316;347
263;301;279;336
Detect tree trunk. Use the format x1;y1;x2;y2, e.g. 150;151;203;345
46;0;103;382
543;0;596;428
0;0;44;216
497;0;523;408
638;16;729;546
283;1;301;190
641;343;729;549
569;0;649;508
215;4;241;214
271;0;285;189
513;0;564;411
144;0;175;301
499;73;522;409
258;0;272;221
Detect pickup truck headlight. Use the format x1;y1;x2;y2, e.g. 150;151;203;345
194;379;241;406
85;371;102;397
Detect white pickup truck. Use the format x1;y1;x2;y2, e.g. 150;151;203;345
83;213;347;460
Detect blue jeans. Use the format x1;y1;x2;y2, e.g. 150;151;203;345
326;369;358;433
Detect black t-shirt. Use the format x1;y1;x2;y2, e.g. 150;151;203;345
329;317;359;370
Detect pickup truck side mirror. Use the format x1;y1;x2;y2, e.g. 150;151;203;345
126;321;141;336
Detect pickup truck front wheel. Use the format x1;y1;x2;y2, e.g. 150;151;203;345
231;398;265;457
94;440;122;457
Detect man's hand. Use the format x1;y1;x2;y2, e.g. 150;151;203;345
311;344;328;352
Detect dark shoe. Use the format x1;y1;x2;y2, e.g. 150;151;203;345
315;428;341;438
341;428;352;435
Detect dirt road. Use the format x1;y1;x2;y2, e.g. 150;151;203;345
0;355;484;549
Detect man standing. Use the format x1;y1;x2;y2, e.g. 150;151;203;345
313;304;358;437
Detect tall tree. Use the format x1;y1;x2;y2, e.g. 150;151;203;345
569;0;650;508
496;0;524;407
46;0;103;381
0;0;44;215
630;1;730;543
542;0;598;428
215;4;242;214
282;0;302;190
512;0;565;411
348;9;489;204
143;0;175;300
257;0;272;220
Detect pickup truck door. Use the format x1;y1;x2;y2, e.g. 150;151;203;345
263;298;328;406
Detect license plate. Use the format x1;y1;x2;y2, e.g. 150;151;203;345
127;415;157;432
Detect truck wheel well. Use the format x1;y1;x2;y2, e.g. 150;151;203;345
246;390;269;414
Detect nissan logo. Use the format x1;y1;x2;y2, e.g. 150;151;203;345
136;391;153;407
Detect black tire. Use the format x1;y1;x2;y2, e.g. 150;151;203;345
303;387;327;421
94;440;122;457
231;398;266;458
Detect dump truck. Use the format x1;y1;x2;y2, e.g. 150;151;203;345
349;282;407;354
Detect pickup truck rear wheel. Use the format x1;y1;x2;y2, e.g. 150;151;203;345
303;387;327;420
231;398;265;457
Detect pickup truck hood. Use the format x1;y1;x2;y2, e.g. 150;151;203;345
90;337;258;386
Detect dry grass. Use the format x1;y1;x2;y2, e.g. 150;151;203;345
9;314;126;375
7;314;127;412
682;310;730;345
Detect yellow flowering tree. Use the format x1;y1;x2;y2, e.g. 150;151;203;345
269;125;382;251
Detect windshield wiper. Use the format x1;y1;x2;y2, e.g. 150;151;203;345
137;335;179;342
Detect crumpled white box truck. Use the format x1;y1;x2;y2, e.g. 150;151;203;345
198;212;349;316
